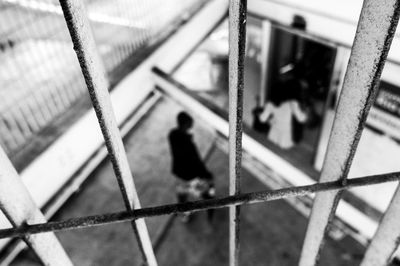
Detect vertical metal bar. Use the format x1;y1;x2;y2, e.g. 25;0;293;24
117;44;124;66
361;184;400;266
10;105;32;138
299;0;400;265
58;1;157;266
19;94;42;132
0;147;73;266
0;118;17;153
259;20;272;106
2;112;26;149
30;91;50;127
228;1;247;266
42;84;61;119
35;86;57;123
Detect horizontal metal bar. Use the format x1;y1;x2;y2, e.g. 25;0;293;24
0;172;399;240
58;1;157;265
299;0;400;265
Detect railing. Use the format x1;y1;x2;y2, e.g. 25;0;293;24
0;0;204;157
1;0;400;266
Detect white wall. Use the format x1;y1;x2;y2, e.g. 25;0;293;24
248;0;400;64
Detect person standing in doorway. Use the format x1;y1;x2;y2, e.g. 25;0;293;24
259;79;308;149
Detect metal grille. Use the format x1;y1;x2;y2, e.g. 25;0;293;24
0;0;400;265
0;0;203;157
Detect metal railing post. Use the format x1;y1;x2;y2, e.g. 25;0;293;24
58;1;157;265
0;146;73;266
361;184;400;266
228;1;247;265
299;0;400;265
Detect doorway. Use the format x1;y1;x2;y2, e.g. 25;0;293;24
261;26;337;169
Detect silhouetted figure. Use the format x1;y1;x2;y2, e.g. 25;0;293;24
259;79;308;149
8;40;15;49
168;112;215;222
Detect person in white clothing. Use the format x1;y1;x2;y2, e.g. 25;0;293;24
259;84;308;149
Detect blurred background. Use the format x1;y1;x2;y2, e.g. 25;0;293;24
1;0;400;265
0;0;204;165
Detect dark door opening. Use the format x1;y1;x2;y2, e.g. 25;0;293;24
263;26;337;167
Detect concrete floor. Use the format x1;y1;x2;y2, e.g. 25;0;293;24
13;97;365;266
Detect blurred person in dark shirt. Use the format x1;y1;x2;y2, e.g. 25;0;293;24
168;111;215;223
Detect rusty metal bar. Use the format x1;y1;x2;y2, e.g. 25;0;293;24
228;1;247;265
58;1;157;266
299;0;400;265
360;184;400;266
0;147;73;266
0;172;399;239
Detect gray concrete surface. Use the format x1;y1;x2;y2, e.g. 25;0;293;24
13;97;365;265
